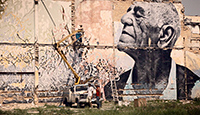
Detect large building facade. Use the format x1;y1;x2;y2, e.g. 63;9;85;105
0;0;199;104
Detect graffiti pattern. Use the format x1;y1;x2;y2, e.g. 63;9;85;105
37;45;124;90
0;1;34;43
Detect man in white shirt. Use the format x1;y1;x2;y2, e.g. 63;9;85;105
87;83;94;108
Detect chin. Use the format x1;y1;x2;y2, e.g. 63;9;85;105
117;42;130;51
117;43;124;51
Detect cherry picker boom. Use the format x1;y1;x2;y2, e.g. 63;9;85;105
54;30;94;85
54;30;82;85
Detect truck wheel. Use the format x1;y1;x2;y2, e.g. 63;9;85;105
63;98;70;107
76;99;81;108
69;103;73;107
77;102;81;108
84;103;89;107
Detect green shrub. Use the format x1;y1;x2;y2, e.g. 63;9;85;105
193;97;200;105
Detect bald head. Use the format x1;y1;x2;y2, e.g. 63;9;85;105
118;2;180;52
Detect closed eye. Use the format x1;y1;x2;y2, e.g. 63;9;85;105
135;10;144;18
134;6;145;18
127;7;132;12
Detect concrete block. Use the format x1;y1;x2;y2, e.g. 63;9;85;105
134;98;147;107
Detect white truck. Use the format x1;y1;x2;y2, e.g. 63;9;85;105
62;84;100;107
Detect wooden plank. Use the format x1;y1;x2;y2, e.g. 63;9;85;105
119;94;163;96
0;72;35;75
118;88;160;91
38;96;62;99
0;90;63;94
0;90;31;94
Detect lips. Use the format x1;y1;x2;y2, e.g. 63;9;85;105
118;32;136;44
121;31;134;39
117;40;136;52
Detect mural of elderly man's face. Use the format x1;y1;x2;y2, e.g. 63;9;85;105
117;2;180;59
104;2;199;100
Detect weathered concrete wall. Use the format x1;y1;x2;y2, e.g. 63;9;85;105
75;0;113;45
0;0;74;103
0;0;199;104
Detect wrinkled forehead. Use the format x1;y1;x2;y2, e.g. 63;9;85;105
131;2;151;10
130;2;178;27
131;2;170;14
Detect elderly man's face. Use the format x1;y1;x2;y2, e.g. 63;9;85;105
118;3;152;51
117;2;180;58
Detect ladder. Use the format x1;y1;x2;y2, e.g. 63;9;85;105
110;76;119;102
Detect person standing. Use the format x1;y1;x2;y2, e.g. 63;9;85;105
95;84;101;109
87;83;94;108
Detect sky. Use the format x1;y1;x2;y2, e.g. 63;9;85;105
182;0;200;16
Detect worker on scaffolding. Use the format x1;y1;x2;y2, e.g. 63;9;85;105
75;25;83;43
74;25;84;49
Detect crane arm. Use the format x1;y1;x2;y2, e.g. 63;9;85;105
54;30;83;85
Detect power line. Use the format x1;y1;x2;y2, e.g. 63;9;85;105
41;0;56;27
40;0;56;43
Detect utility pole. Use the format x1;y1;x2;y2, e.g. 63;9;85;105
34;0;39;105
183;37;187;100
71;0;75;32
71;0;76;42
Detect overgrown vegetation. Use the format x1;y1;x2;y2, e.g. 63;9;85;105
0;104;74;115
1;99;200;115
193;97;200;105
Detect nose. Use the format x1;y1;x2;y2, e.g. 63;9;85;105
121;12;133;26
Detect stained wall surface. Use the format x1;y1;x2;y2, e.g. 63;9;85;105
0;0;199;104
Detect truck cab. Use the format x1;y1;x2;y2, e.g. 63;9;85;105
63;84;97;107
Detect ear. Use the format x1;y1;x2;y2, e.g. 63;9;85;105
157;25;176;48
